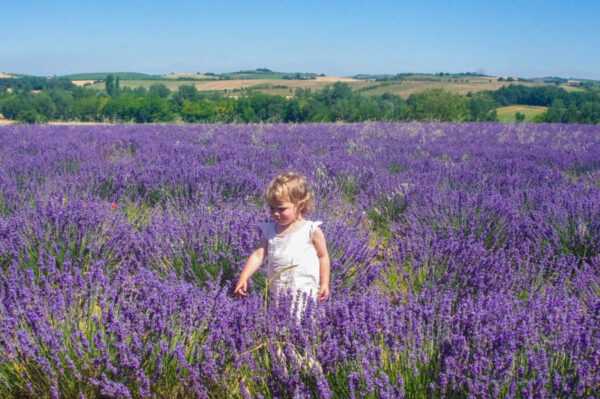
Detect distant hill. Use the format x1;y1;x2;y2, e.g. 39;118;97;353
58;70;322;81
1;73;32;78
61;72;161;80
352;72;490;81
218;69;320;80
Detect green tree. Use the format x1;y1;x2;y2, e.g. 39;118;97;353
546;99;568;123
284;99;303;122
466;94;498;121
173;84;198;106
17;109;41;124
233;97;257;122
102;93;142;121
331;82;352;101
136;94;173;122
534;113;547;122
1;95;35;120
304;99;333;122
49;89;74;119
214;98;236;122
149;84;171;98
105;75;115;96
181;99;216;122
407;89;469;121
32;93;56;121
515;112;526;122
248;93;287;122
71;96;106;121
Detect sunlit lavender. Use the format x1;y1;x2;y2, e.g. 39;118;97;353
1;123;599;398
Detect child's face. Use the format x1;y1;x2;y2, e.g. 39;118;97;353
268;199;301;227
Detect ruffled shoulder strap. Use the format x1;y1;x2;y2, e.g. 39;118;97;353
308;220;323;239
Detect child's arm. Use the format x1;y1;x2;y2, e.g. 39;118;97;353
234;237;267;297
311;227;330;301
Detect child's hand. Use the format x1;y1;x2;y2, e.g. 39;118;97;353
317;285;330;302
234;280;248;297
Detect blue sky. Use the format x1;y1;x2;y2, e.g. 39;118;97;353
2;0;599;79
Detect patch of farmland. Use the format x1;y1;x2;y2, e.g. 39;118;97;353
359;78;537;98
496;105;548;122
71;79;96;87
162;73;218;80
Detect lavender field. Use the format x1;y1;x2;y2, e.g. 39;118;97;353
1;123;599;398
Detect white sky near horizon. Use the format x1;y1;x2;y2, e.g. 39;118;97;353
1;0;599;80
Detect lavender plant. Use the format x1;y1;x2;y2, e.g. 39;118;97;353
1;122;599;398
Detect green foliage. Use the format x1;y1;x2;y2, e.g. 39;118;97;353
172;84;198;106
515;112;526;122
466;93;498;121
148;83;171;98
105;74;117;96
102;93;142;122
337;174;360;203
532;112;548;123
0;76;75;91
70;96;106;122
407;89;469;121
366;191;407;238
49;89;74;119
1;95;35;119
387;163;404;174
33;92;56;120
136;94;173;122
16;109;41;124
181;99;216;122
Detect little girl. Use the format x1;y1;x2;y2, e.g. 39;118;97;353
234;172;330;302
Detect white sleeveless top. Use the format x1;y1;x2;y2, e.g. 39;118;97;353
260;220;322;300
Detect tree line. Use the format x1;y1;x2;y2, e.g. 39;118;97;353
1;75;599;124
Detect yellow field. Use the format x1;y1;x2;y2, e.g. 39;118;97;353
162;73;217;80
72;80;96;87
0;73;15;78
496;105;548;122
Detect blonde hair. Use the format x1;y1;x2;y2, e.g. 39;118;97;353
265;172;315;215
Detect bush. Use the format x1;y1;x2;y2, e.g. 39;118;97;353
16;109;41;123
515;112;526;122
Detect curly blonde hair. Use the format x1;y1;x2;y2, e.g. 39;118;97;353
265;172;315;215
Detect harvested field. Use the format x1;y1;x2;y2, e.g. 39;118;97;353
314;76;360;82
71;80;95;86
162;73;217;80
